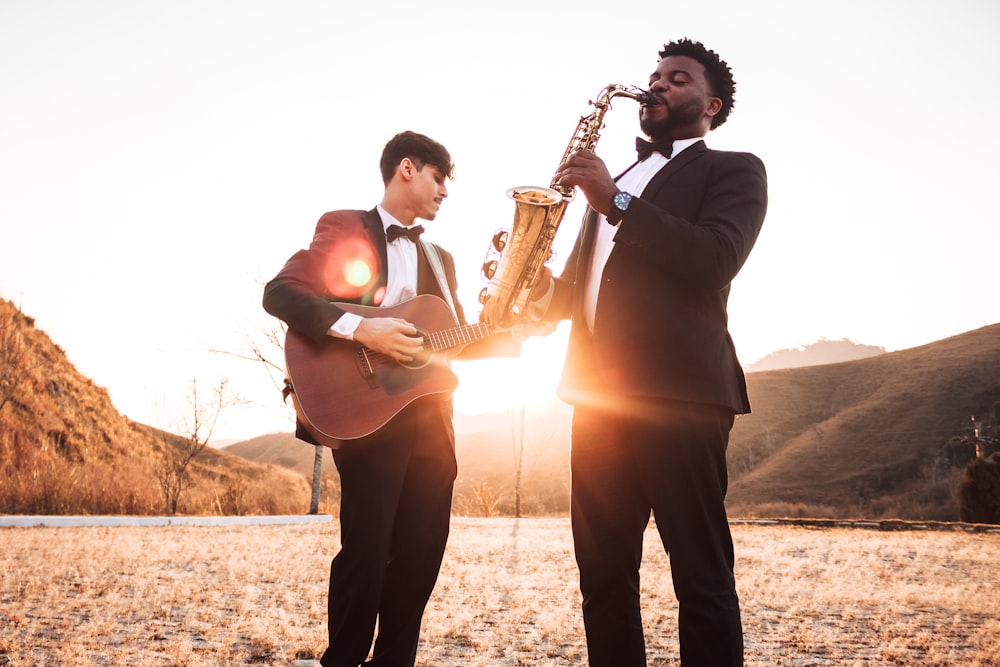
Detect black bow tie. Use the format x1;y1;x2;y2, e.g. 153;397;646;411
386;224;424;243
635;136;673;161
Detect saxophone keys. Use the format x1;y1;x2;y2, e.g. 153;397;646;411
492;229;508;252
482;259;499;280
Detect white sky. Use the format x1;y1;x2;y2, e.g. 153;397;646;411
3;0;999;441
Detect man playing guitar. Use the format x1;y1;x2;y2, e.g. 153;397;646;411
263;131;517;667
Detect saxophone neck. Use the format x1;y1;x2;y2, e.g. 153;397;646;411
550;84;650;196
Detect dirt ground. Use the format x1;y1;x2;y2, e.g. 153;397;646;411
2;518;998;666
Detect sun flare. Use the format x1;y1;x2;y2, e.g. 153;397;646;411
452;324;569;415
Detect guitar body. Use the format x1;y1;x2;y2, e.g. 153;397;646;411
284;295;461;444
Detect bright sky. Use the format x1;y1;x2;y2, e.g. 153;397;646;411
3;1;999;442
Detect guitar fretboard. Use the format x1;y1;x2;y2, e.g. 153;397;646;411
424;322;494;352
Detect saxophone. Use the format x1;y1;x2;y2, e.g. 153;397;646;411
478;84;651;329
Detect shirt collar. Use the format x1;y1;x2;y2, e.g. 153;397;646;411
667;136;701;159
376;205;406;234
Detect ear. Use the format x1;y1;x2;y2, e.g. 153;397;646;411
398;157;415;181
705;96;723;120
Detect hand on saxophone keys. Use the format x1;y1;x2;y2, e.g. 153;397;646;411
554;151;619;215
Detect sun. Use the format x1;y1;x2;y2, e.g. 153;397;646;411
451;324;569;415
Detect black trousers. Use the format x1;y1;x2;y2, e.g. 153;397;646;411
570;399;743;667
320;397;457;667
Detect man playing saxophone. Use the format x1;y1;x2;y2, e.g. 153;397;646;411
528;38;768;666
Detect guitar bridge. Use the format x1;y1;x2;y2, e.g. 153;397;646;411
355;346;374;379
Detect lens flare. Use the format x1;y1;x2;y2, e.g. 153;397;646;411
344;259;373;288
320;236;380;301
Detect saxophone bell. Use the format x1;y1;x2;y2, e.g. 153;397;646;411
479;186;567;328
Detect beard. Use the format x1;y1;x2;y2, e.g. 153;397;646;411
640;97;704;140
639;112;669;141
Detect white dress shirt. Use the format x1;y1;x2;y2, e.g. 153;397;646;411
328;206;419;340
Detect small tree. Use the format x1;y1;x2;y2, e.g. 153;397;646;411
156;378;242;515
469;478;502;517
214;299;325;514
958;451;1000;525
509;403;526;518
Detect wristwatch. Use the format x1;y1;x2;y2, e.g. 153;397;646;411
607;191;633;224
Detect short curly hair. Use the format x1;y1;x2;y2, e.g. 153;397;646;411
658;38;736;130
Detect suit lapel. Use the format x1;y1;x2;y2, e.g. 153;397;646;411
640;140;707;198
364;208;391;293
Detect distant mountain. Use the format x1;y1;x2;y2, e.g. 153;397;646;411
745;338;886;372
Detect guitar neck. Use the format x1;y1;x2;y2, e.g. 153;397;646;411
423;321;495;353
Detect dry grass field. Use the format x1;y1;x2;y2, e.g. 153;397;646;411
2;519;999;666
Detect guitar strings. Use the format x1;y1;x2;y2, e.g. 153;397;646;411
360;322;495;362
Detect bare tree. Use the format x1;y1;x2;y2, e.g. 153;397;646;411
212;305;326;515
509;403;526;518
156;378;242;515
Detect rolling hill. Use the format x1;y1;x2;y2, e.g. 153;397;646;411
226;325;1000;521
0;297;311;516
4;294;997;520
726;323;1000;519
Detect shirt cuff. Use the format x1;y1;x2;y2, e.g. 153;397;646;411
524;280;554;320
327;312;363;340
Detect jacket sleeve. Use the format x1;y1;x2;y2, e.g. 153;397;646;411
263;211;376;342
262;249;351;342
613;151;768;289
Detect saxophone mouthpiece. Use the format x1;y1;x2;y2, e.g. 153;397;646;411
638;90;662;106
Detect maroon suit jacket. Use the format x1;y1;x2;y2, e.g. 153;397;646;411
263;208;519;444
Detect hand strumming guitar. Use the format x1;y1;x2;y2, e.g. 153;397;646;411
353;317;424;363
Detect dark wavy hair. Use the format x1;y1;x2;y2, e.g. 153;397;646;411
658;38;736;129
379;131;455;185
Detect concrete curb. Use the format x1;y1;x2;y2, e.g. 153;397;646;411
730;517;1000;534
3;515;997;533
0;514;334;528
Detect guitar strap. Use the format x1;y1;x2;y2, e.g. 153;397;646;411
419;241;458;319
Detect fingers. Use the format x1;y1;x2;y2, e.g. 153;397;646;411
554;154;617;213
555;151;612;190
354;317;424;362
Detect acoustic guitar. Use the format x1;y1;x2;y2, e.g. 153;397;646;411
284;294;495;444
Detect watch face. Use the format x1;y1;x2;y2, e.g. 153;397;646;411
614;192;632;211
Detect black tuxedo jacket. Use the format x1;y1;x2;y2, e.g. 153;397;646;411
546;140;768;414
